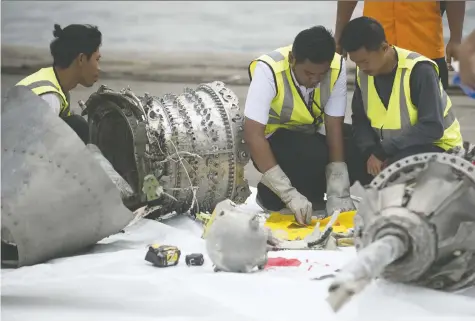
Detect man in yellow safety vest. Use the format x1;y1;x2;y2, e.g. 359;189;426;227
16;23;102;144
333;1;466;90
244;26;364;225
339;17;463;178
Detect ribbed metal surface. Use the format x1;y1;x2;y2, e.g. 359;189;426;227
84;81;251;217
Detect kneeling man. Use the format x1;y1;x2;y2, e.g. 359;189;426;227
244;26;357;225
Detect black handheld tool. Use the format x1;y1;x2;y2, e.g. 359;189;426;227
185;253;204;266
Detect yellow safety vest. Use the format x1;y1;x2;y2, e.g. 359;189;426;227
16;67;71;117
248;45;343;136
356;46;463;151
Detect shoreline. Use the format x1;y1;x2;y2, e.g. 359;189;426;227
1;45;464;94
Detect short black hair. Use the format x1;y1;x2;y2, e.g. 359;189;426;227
339;17;387;52
292;26;336;64
50;24;102;68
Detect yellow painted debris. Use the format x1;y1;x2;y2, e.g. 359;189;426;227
264;211;356;241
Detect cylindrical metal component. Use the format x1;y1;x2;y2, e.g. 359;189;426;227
327;235;406;312
363;153;475;289
328;153;475;312
83;81;251;217
332;235;407;287
360;206;438;283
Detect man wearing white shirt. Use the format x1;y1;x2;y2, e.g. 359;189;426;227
244;26;364;225
16;23;102;144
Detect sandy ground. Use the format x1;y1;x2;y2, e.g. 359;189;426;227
1;45;464;94
2;73;475;188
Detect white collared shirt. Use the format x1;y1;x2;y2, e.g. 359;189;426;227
244;61;347;126
40;92;62;115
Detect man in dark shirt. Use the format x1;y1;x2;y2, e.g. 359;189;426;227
339;17;464;182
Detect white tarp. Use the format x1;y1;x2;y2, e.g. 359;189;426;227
2;187;475;321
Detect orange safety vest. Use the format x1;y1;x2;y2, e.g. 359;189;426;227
363;0;445;59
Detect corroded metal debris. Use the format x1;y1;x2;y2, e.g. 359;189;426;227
205;199;269;273
1;86;133;267
327;153;475;312
83;81;251;217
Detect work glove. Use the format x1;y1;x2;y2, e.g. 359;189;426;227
260;165;313;225
325;162;356;216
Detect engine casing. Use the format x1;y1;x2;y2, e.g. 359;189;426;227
84;81;251;217
355;153;475;291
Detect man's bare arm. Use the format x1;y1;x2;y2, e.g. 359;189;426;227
456;29;475;89
334;0;358;53
324;59;348;162
325;116;345;162
446;1;466;65
446;1;465;43
244;118;277;173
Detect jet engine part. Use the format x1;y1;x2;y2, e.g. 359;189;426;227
205;199;269;273
327;153;475;312
1;86;134;267
86;143;135;200
83;82;251;218
447;141;475;164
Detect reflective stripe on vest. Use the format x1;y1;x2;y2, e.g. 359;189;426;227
357;47;463;151
16;67;71;118
25;80;60;91
249;45;342;136
264;49;335;115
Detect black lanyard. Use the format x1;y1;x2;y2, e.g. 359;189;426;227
305;89;316;115
291;70;324;133
299;87;324;132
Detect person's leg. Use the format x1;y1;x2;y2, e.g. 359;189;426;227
62;114;89;144
342;124;374;186
433;57;449;90
256;129;329;211
386;144;444;165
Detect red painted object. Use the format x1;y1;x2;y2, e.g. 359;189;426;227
265;257;302;268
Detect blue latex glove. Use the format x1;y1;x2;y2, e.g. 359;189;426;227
453;74;475;99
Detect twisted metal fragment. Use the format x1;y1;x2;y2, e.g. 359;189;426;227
327;153;475;312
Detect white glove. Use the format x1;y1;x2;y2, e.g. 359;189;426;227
260;165;312;225
325;162;356;215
